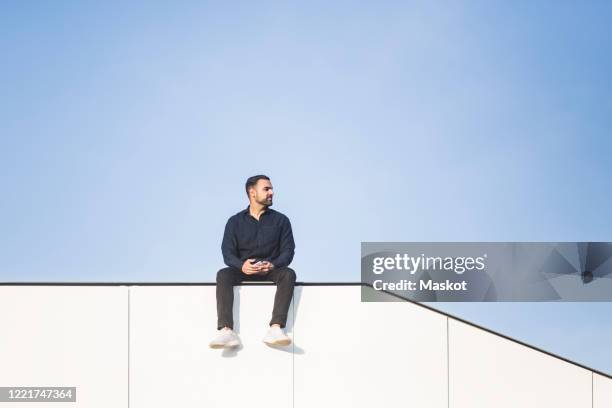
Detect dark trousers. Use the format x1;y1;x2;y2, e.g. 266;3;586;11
216;266;296;330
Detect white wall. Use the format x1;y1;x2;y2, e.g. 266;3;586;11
449;319;592;408
293;286;448;408
594;373;612;408
0;285;610;408
0;286;128;408
129;285;292;408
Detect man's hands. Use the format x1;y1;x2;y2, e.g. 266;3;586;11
241;259;275;275
241;259;260;275
259;261;274;273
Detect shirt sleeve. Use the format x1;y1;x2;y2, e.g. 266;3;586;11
221;218;243;270
269;216;295;268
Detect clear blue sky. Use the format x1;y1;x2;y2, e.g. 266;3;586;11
1;1;611;374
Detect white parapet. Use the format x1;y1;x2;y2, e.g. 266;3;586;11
0;286;128;408
129;285;293;408
449;318;591;408
0;284;610;408
293;285;448;408
594;373;612;408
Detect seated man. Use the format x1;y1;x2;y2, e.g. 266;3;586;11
209;174;296;349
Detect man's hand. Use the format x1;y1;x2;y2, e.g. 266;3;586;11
260;261;275;273
242;259;263;275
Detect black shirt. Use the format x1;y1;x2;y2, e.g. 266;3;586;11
221;206;295;270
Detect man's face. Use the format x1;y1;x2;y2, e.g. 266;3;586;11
251;179;273;206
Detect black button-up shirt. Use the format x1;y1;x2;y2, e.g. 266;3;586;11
221;206;295;270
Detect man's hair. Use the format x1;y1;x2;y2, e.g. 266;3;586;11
245;174;270;196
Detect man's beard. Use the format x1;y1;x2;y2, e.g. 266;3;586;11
257;197;273;206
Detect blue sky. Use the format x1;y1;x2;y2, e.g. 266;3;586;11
1;1;611;374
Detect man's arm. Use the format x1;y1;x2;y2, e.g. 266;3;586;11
269;216;295;268
221;218;243;270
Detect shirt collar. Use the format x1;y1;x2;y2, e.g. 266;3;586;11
243;205;272;219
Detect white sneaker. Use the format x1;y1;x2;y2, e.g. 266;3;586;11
209;328;241;349
263;326;292;346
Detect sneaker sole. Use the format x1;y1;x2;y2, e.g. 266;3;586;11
264;338;292;347
209;341;240;349
209;343;225;349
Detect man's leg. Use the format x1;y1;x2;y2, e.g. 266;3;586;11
216;267;241;330
265;267;296;328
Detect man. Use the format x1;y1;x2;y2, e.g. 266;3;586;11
209;175;296;349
